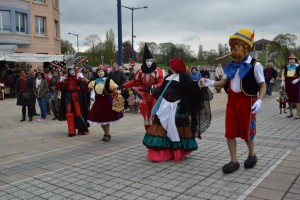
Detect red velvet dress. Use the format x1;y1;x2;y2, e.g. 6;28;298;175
88;79;123;125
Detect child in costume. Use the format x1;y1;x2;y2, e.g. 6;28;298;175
276;90;287;114
127;90;135;113
201;28;266;174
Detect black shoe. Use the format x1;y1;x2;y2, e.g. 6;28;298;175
20;119;26;122
68;134;75;137
34;113;40;116
222;161;240;174
286;114;293;118
244;155;258;169
52;117;58;120
29;117;33;122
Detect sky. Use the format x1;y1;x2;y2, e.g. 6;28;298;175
60;0;300;56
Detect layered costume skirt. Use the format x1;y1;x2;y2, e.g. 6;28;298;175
88;93;123;125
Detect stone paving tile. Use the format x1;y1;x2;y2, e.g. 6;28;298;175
0;141;288;199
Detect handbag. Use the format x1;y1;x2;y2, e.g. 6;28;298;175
22;92;31;101
151;74;178;116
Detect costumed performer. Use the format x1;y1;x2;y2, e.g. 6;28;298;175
58;54;90;137
87;67;124;142
200;28;266;174
280;54;300;119
143;58;213;162
123;44;164;131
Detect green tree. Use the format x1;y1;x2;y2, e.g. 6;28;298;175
269;33;297;66
103;29;116;65
257;51;268;67
61;39;76;54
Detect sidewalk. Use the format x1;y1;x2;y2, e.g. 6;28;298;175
0;90;299;200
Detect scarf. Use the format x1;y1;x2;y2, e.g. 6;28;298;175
20;77;26;94
95;77;106;84
287;63;297;71
224;57;252;80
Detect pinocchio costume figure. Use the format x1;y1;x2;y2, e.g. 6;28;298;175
201;28;266;174
276;90;287;114
123;44;164;130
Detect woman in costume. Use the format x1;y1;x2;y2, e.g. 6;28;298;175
143;58;212;162
87;67;124;142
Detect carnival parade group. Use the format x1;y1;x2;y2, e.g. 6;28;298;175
14;28;300;174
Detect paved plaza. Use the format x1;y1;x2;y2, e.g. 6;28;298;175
0;90;300;200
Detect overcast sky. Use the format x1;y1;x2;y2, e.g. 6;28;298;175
60;0;300;55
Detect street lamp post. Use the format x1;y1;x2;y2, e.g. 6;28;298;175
121;5;147;61
68;32;79;56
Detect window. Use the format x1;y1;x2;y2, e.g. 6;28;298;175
35;16;46;35
16;12;27;33
0;11;11;31
54;20;59;38
34;0;46;3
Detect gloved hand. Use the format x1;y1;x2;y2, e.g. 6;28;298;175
200;78;215;87
59;75;66;82
150;85;159;95
280;81;285;88
251;99;262;114
77;72;84;79
292;78;300;84
90;89;95;101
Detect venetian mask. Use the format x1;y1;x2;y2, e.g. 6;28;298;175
146;59;153;68
68;68;75;76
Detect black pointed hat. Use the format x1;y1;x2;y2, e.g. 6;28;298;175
143;43;153;62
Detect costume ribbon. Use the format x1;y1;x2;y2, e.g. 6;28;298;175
95;77;106;84
224;59;252;80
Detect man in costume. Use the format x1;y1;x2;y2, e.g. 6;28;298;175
201;28;266;174
280;54;300;119
123;44;164;130
58;54;90;137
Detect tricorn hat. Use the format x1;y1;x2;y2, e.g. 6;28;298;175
288;54;298;62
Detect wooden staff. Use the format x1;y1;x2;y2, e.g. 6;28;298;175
215;52;232;61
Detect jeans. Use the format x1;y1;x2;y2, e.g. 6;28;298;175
37;97;47;119
266;82;273;96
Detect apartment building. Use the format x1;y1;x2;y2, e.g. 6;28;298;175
0;0;61;55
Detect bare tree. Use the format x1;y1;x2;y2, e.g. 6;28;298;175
84;34;101;63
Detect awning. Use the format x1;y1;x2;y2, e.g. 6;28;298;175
0;53;64;62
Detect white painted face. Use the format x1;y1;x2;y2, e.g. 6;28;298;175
146;59;153;68
98;69;105;77
68;69;75;76
289;59;296;64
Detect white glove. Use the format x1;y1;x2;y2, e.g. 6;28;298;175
59;75;66;82
280;81;285;88
77;72;84;79
90;89;95;101
292;79;300;84
201;78;215;87
251;99;262;114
